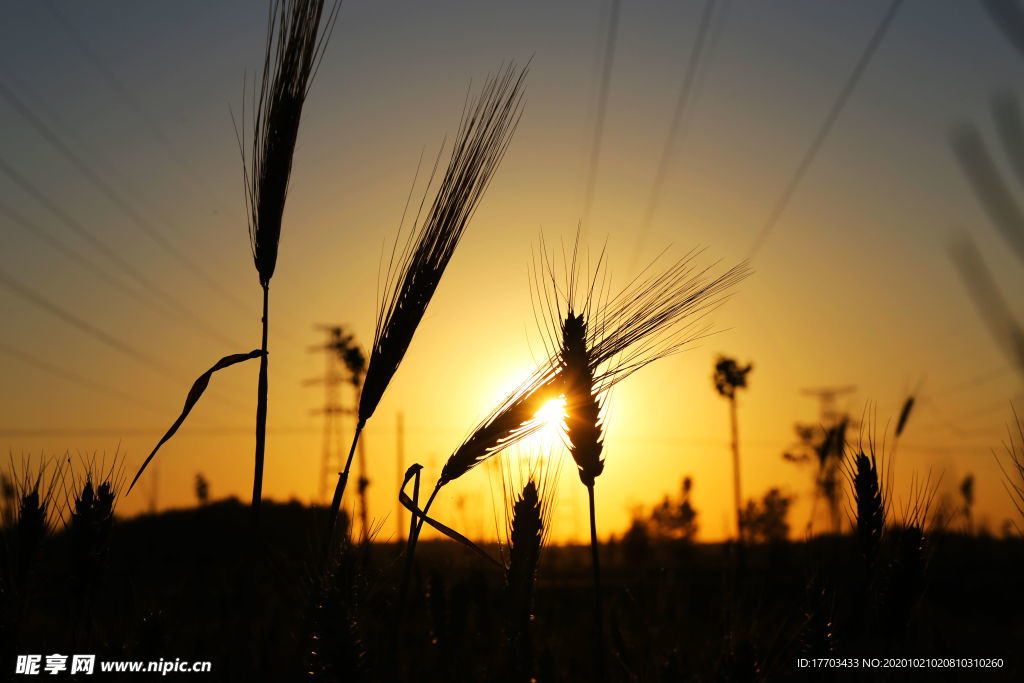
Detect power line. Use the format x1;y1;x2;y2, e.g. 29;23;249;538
932;364;1017;399
0;69;305;349
0;268;186;378
0;341;164;413
0;269;250;415
0;66;168;227
0;156;238;349
862;364;1016;430
921;392;1020;428
42;0;227;214
675;0;733;158
0;198;174;317
746;0;905;259
631;0;717;266
582;0;622;230
0;80;253;319
702;0;734;76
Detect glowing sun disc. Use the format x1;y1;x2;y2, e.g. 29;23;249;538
534;396;567;429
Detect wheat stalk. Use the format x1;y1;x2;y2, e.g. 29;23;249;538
327;63;528;540
236;0;341;517
548;284;608;676
0;454;63;658
537;232;748;678
497;446;560;576
841;417;888;574
561;312;605;487
441;369;561;487
558;303;609;679
507;482;542;597
3;455;62;600
885;468;941;640
424;235;749;497
396;367;557;610
399;229;749;670
405;234;748;561
503;462;557;683
61;452;125;647
397;227;747;633
530;234;751;396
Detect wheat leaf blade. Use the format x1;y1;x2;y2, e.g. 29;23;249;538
399;490;501;568
128;350;265;494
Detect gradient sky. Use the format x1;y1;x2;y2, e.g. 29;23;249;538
2;0;1023;544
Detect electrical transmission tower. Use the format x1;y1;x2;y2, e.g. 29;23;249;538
798;384;858;535
800;385;857;426
306;325;352;504
306;325;371;538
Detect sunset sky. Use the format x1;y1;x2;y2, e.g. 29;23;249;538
2;0;1023;544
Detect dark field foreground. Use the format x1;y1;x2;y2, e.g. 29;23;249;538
2;499;1022;682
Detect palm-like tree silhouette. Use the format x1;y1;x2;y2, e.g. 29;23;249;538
714;356;752;541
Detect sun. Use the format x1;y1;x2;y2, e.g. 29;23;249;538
534;396;568;435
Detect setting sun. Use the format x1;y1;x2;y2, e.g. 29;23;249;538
535;396;568;425
536;395;569;428
529;395;570;452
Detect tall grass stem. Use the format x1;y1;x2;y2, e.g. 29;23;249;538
325;422;363;549
730;396;741;541
399;483;440;613
587;483;607;681
252;283;269;517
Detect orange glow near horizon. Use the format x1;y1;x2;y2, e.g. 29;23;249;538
1;1;1023;549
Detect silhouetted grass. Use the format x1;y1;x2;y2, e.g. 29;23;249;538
328;62;528;543
996;407;1024;531
8;499;1024;681
240;0;341;517
530;233;749;679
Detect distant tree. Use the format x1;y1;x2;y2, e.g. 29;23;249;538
649;476;699;541
960;473;975;534
739;488;793;544
627;476;699;547
195;473;209;506
0;471;14;524
714;356;752;541
783;419;847;534
623;515;651;558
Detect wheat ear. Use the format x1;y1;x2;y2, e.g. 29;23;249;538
327;63;528;542
238;0;341;516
